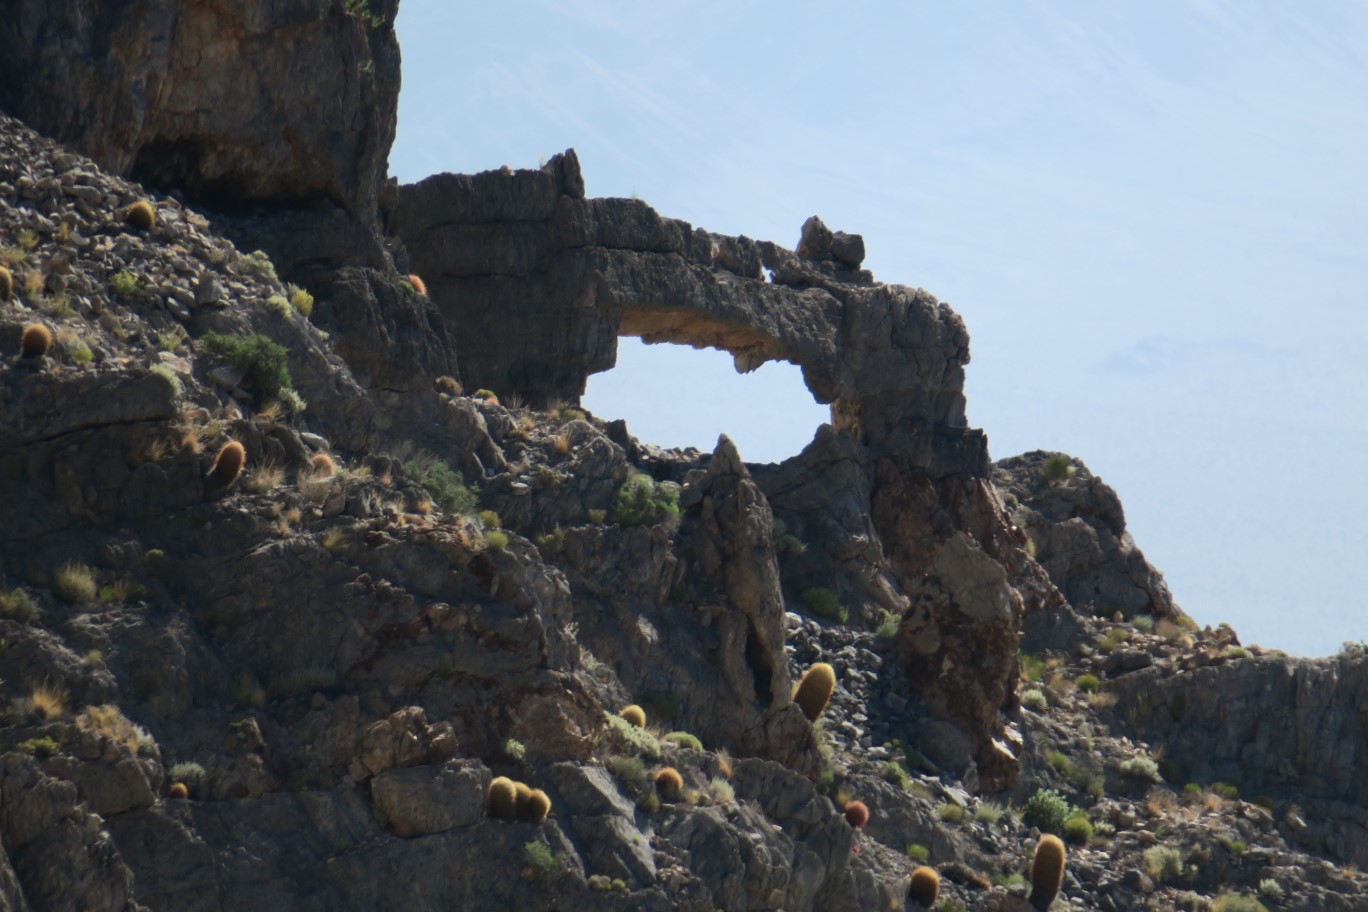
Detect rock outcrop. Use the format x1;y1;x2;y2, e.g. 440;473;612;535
0;0;403;278
995;450;1177;621
392;154;981;470
1;8;1367;909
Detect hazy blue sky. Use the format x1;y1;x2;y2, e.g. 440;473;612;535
390;1;1368;657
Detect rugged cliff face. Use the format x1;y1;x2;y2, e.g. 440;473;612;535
1;3;1366;911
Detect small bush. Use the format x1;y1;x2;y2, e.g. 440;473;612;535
1226;646;1252;660
607;754;647;787
54;562;97;604
1021;688;1049;712
1141;845;1183;883
707;776;734;803
287;284;314;317
536;527;565;557
1075;674;1101;693
906;843;930;862
266;295;290;317
1019;653;1046;681
875;610;900;639
0;588;40;623
1257;880;1284;902
937;802;965;823
1118;756;1162;782
484;529;509;551
404;458;477;515
1062;814;1093;844
1212;782;1240;801
1022;788;1072;834
202;332;292;405
19;737;60;757
502;738;526;763
973;800;1005;825
109;270;140;296
612;474;680;527
240;250;278;284
168;761;207;790
149;363;184;396
802;587;847;622
522;840;560;884
1041;453;1074;483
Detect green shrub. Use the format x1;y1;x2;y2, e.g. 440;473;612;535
1022;788;1072;834
1062;814;1093;844
937;802;965;822
1212;782;1240;801
1041;453;1074;483
404;458;477;515
477;510;501;530
484;529;509;551
1217;834;1246;854
266;295;291;317
109;270;140;296
202;332;292;405
906;843;929;861
707;776;734;803
536;527;565;557
974;800;1005;825
1226;646;1252;660
1019;653;1046;681
240;250;278;283
502;738;526;763
0;588;40;623
521;840;561;885
875;610;899;639
1141;845;1183;883
1074;674;1101;693
1212;895;1269;912
19;736;59;757
607;755;647;786
1134;614;1156;633
1257;880;1284;902
612;474;680;527
1118;756;1162;782
803;587;848;623
771;518;807;555
1021;688;1049;712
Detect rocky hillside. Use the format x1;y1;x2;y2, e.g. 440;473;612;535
0;2;1365;911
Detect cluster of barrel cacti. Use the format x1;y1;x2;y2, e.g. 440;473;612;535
487;776;551;824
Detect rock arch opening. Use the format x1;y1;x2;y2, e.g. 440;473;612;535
583;337;828;464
